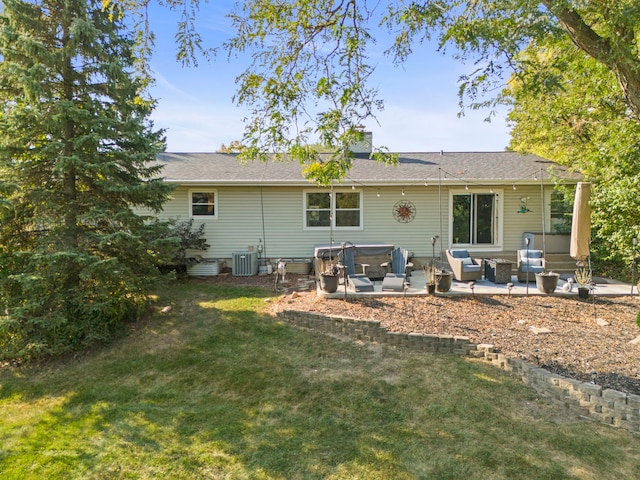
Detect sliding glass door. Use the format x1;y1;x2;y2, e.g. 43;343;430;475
452;193;497;245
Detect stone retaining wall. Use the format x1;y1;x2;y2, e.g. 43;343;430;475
278;309;640;434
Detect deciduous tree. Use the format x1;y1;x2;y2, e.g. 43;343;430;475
220;0;640;183
504;36;640;264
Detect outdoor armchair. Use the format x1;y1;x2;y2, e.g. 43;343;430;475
517;249;545;282
339;247;374;292
381;247;413;292
446;249;483;281
380;247;413;277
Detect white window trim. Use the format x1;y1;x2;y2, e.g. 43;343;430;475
544;189;554;232
189;188;218;220
303;189;364;231
448;188;503;251
546;189;573;233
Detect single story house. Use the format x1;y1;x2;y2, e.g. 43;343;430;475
149;134;581;276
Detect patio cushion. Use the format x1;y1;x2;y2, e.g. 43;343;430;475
521;258;543;266
460;256;474;265
462;264;482;273
449;249;470;259
348;274;374;292
521;264;545;273
520;250;543;261
381;273;406;292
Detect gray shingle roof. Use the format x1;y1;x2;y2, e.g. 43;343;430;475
155;151;580;186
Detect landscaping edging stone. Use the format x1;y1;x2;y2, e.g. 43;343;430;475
278;309;640;434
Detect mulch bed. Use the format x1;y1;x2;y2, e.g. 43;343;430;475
200;273;640;396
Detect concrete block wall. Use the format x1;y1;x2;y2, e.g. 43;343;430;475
278;309;640;434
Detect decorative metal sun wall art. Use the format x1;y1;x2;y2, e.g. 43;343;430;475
393;200;416;223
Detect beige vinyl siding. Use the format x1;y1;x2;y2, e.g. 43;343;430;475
502;186;548;252
264;187;431;258
148;183;556;261
355;187;446;257
261;187;309;257
159;188;188;218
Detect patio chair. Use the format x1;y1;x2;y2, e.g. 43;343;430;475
446;249;483;281
339;248;374;292
517;249;545;282
381;247;413;292
381;247;414;276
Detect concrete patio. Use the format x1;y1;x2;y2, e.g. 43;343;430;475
319;269;635;298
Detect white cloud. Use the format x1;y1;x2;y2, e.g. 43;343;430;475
151;69;200;102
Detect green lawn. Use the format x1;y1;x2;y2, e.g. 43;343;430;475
1;281;638;479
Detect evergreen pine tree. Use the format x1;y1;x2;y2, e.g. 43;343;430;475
0;0;174;358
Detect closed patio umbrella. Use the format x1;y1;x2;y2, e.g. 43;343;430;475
570;182;591;264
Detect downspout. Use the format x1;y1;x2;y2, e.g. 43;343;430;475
260;186;267;258
438;167;444;266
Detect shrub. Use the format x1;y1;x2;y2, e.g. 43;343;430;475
153;219;210;276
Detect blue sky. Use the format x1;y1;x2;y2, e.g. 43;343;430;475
146;3;512;153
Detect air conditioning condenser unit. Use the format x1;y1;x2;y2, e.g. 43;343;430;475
232;251;258;276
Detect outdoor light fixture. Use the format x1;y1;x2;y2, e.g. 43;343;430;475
632;237;638;295
525;237;530;295
340;242;348;299
430;236;439;274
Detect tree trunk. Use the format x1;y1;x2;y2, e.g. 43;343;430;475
61;8;80;293
542;0;640;118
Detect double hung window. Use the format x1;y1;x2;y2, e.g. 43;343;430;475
549;191;572;233
190;190;217;218
305;191;362;229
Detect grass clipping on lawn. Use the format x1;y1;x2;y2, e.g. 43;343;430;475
0;281;638;479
